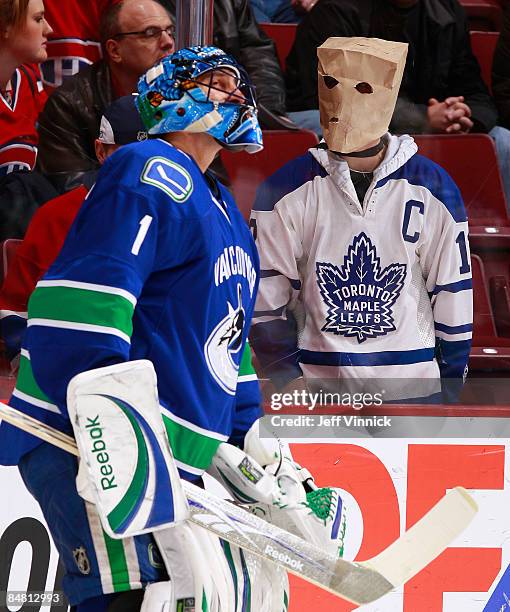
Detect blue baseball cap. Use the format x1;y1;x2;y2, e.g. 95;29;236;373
98;94;148;145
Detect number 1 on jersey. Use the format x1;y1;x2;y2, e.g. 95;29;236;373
455;230;470;274
131;215;153;256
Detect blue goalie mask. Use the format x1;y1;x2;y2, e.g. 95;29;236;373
136;46;263;153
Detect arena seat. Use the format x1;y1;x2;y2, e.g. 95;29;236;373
472;254;497;340
469;255;510;373
470;31;498;91
412;134;509;228
469;344;510;372
259;23;297;70
460;0;503;30
221;129;319;219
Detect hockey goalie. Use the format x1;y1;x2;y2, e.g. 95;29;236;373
0;46;346;611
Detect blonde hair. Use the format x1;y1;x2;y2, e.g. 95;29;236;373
0;0;30;34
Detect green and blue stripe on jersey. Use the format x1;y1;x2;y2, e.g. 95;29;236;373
0;139;262;472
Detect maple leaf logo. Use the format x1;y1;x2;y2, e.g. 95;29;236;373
316;232;406;343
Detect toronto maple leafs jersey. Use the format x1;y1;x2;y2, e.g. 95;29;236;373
0;139;262;477
250;134;472;399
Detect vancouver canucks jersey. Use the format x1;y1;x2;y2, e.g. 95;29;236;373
0;139;261;477
250;134;472;399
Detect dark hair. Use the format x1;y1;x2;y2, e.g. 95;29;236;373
99;0;124;48
0;0;30;34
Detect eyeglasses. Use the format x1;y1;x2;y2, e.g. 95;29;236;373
112;25;176;40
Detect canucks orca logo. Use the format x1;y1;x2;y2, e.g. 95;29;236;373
316;233;406;343
204;284;245;395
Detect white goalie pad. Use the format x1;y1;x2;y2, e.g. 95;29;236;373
67;359;189;539
150;520;289;612
153;522;234;612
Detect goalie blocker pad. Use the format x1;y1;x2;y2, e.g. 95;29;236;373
67;360;189;539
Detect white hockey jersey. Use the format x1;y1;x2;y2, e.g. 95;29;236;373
250;134;472;400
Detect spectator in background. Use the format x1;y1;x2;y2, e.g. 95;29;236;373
249;0;308;23
161;0;299;129
0;0;58;241
285;0;510;206
493;2;510;129
39;0;110;90
0;95;147;369
36;0;174;192
0;0;52;175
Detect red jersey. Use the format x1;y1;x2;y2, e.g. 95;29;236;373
0;185;87;357
41;0;111;88
0;65;47;176
0;185;87;311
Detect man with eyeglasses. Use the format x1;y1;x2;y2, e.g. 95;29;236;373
36;0;175;193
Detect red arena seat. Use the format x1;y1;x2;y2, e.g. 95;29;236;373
459;0;503;30
472;254;498;340
259;23;297;70
470;31;499;91
413;134;509;228
221;129;319;220
469;256;510;373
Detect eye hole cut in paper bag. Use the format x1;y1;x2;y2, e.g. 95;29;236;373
317;37;408;154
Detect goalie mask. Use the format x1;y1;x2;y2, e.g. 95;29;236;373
137;46;263;153
317;37;408;154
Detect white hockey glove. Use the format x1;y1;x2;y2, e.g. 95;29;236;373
208;420;347;559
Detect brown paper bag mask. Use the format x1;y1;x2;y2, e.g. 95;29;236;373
317;38;408;153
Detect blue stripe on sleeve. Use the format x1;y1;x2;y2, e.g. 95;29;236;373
253;305;286;317
435;322;473;334
259;269;280;278
432;279;473;295
259;270;302;290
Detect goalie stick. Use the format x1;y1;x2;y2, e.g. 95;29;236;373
0;401;477;606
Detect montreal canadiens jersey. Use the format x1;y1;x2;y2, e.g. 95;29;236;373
40;0;109;89
0;140;262;477
250;134;472;398
0;65;46;175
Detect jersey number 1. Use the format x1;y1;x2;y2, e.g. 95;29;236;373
131;215;153;256
455;231;470;274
